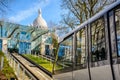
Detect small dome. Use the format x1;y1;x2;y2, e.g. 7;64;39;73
33;9;48;29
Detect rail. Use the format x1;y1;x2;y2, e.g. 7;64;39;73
20;54;53;77
10;53;40;80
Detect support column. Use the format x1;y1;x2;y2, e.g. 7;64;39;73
17;63;20;77
0;57;4;70
12;57;14;67
14;60;15;70
35;52;36;57
22;69;25;80
10;56;12;66
9;55;12;66
30;50;31;55
8;54;10;64
10;57;12;67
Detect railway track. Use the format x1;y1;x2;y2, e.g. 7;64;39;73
10;53;53;80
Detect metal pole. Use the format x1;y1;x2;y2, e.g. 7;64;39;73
17;63;20;77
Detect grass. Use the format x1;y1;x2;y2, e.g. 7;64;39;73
23;54;62;73
0;51;16;79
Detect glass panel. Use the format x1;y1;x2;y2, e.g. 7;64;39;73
75;28;86;69
115;8;120;56
91;17;107;62
0;39;2;50
55;36;73;73
0;26;2;37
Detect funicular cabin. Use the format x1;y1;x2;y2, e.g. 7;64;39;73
53;1;120;80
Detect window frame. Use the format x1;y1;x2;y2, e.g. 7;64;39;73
90;16;107;63
114;6;120;57
55;34;74;73
75;27;87;70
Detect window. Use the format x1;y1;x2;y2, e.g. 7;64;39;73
115;8;120;56
75;28;86;69
0;26;2;37
55;36;73;73
91;17;107;62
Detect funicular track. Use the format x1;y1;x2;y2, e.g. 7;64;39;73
10;53;53;80
20;54;53;77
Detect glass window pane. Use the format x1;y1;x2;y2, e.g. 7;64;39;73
75;28;86;69
115;8;120;56
55;36;73;73
91;17;107;62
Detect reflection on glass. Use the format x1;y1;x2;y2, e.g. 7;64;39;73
75;28;86;69
91;17;106;62
0;26;2;37
55;36;73;73
115;8;120;56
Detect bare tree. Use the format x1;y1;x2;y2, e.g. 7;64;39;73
0;0;9;13
0;0;13;18
61;0;114;29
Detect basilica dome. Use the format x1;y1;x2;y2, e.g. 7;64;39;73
33;9;48;29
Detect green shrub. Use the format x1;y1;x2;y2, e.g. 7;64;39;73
0;51;16;79
23;54;62;72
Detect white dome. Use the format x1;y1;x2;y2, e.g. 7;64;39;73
33;9;48;29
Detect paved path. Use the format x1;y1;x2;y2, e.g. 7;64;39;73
12;53;53;80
